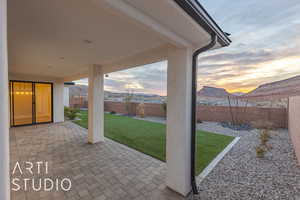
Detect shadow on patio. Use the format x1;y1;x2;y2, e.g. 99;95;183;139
10;122;186;200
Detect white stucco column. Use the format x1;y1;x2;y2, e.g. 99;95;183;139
53;81;65;123
88;65;104;144
0;0;10;199
64;86;70;107
166;48;192;196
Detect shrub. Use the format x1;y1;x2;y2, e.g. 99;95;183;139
255;129;272;158
251;120;274;129
64;106;70;115
110;111;116;115
260;129;270;145
65;107;80;120
256;146;266;158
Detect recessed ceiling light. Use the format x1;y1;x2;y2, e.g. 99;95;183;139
83;39;93;44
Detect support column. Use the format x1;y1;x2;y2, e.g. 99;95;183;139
53;81;65;123
88;65;104;144
166;48;192;196
64;86;70;107
0;0;10;199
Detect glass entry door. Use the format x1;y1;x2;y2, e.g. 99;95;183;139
35;83;52;123
10;81;33;126
10;81;53;126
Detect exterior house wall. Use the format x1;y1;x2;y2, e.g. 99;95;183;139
288;96;300;164
53;82;65;123
8;76;65;124
0;0;10;199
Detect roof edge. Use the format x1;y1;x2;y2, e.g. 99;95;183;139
173;0;231;47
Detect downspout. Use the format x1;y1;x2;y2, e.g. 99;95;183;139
191;34;217;194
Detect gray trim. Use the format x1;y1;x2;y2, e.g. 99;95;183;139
190;34;217;194
173;0;231;47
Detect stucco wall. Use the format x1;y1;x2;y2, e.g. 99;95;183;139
288;96;300;164
53;82;65;123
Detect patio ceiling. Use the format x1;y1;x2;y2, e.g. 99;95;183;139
7;0;224;81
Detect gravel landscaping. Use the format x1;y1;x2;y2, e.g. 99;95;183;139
119;116;300;199
194;122;300;200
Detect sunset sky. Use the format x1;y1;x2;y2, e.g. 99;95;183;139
76;0;300;95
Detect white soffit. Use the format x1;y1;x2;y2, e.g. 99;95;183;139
8;0;168;79
8;0;217;80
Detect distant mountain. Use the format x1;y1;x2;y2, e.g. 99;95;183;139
69;84;162;98
244;74;300;99
232;92;245;96
197;86;231;98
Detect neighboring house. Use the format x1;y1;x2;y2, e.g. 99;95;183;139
0;0;231;199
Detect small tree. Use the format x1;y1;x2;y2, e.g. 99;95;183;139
64;106;80;120
137;103;145;118
162;101;167;116
124;93;133;116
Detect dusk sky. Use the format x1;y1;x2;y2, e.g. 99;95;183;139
76;0;300;95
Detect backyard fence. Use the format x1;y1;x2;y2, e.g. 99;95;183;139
69;96;88;108
70;98;288;129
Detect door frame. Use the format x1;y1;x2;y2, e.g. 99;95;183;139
9;80;54;127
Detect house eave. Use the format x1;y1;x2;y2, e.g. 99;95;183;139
173;0;231;47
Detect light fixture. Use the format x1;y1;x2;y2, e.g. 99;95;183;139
83;39;93;44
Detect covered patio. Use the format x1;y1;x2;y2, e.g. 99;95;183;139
10;122;184;200
0;0;231;199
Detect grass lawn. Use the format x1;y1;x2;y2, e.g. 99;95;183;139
74;111;234;174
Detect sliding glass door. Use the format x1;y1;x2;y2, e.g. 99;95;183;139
35;83;52;123
10;81;53;126
10;81;33;126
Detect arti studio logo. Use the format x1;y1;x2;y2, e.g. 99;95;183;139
11;161;72;192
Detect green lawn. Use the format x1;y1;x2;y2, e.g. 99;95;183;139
74;111;234;174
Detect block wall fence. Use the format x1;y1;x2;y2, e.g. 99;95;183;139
70;99;287;129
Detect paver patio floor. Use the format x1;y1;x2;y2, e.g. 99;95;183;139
10;122;187;200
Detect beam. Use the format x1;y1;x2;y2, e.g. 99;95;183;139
102;0;192;48
63;44;171;82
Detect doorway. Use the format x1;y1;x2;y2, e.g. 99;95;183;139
10;81;53;126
